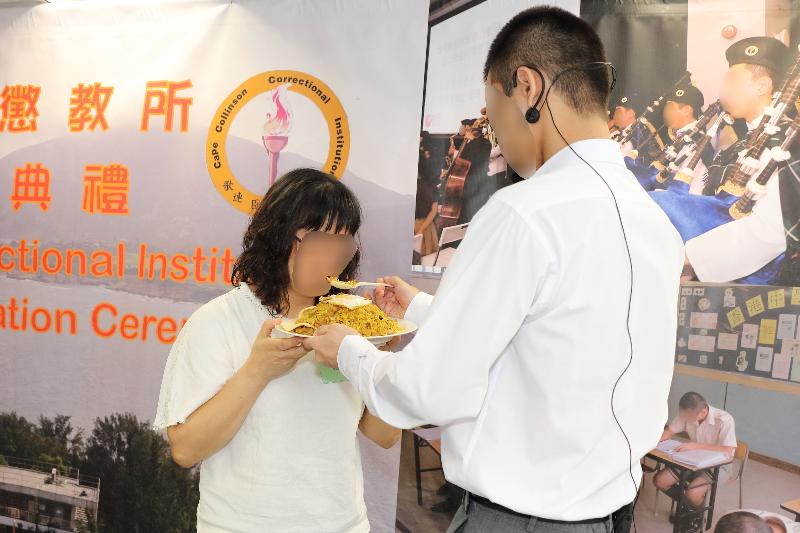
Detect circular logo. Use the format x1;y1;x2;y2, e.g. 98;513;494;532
621;96;628;103
675;89;685;97
206;70;350;214
744;45;759;57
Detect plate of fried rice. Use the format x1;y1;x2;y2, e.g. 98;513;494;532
274;293;416;346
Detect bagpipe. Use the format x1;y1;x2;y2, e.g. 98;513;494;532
660;109;733;194
729;114;800;218
648;49;800;284
714;50;800;199
651;99;724;185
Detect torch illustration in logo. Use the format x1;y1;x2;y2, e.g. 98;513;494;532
262;84;293;187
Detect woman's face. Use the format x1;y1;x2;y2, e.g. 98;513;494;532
289;227;357;298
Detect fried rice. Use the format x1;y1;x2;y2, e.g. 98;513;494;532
295;300;403;337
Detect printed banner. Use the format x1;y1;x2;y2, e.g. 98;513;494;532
0;1;427;531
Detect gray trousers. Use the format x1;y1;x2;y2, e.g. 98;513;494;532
445;496;616;533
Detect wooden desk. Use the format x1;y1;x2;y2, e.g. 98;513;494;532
646;448;733;533
781;499;800;522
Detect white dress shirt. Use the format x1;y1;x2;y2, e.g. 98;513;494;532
686;113;787;282
338;139;685;521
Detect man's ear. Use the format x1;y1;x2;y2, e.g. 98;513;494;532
514;67;542;110
754;74;773;97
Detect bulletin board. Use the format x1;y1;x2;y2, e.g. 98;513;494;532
676;282;800;385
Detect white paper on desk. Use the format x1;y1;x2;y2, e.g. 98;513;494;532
656;439;683;453
756;346;774;372
671;450;729;468
777;314;797;340
741;324;759;349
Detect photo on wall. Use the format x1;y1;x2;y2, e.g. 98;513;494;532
412;0;576;273
412;0;800;289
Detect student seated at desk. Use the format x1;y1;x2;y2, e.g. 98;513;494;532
654;391;737;508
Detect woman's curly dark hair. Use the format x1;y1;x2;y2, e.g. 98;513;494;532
231;168;362;315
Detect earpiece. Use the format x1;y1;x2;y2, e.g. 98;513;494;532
513;66;546;125
513;62;617;126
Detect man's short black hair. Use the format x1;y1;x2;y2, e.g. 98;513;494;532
678;391;708;412
715;511;771;533
483;6;611;116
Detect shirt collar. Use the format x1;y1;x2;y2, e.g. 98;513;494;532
699;405;718;427
532;139;625;178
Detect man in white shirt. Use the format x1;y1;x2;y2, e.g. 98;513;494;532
306;6;684;532
655;392;737;508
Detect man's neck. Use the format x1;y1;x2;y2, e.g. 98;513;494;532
539;109;612;166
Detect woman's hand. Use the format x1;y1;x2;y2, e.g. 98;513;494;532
372;276;419;319
244;319;310;384
167;318;307;469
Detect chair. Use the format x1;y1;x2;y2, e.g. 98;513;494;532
730;440;749;508
410;426;442;506
420;222;469;267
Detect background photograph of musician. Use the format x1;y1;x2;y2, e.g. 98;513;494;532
412;0;800;286
414;116;513;269
597;2;800;286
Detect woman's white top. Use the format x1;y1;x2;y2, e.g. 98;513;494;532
153;283;369;533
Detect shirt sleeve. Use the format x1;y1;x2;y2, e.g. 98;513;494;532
668;415;685;435
716;415;737;449
337;196;553;428
152;300;235;430
403;291;434;326
686;174;786;282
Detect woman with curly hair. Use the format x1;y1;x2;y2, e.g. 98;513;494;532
153;168;400;532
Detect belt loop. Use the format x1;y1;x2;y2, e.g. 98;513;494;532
526;516;539;532
462;490;470;515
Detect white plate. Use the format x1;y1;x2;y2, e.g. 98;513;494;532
274;318;417;346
